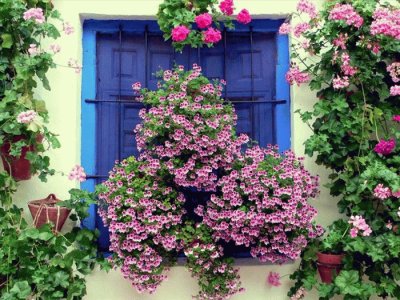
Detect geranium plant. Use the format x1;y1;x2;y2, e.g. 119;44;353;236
157;0;251;51
281;0;400;298
99;65;321;299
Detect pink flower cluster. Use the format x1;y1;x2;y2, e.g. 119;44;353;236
63;22;74;35
23;8;45;24
374;184;391;200
285;65;310;86
172;25;190;42
68;165;86;182
279;23;291;35
390;85;400;96
294;22;310;38
98;157;185;294
371;7;400;40
16;110;37;124
135;65;245;191
203;27;222;44
387;62;400;83
290;287;306;299
340;52;357;77
67;58;82;74
297;0;317;18
185;237;244;300
349;215;372;238
201;146;321;263
267;272;281;287
332;76;349;90
328;4;364;28
237;9;251;25
28;44;39;56
195;13;212;29
374;139;396;155
219;0;234;16
393;115;400;122
333;33;348;50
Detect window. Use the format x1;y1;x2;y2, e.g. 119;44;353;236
81;20;290;255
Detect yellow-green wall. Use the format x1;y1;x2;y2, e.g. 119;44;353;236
10;0;343;299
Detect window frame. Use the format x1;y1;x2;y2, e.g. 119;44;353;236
80;19;291;246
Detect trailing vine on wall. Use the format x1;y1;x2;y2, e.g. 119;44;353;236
281;0;400;298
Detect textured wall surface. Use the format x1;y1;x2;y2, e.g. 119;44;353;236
11;1;342;299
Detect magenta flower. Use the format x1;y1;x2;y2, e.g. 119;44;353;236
203;27;222;44
237;9;251;25
219;0;234;16
267;272;281;287
390;85;400;96
374;139;396;155
171;25;190;42
373;184;391;200
294;22;310;38
68;165;86;182
371;7;400;40
16;110;37;124
195;13;212;29
332;76;350;89
279;23;291;35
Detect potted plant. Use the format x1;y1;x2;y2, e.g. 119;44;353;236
316;220;349;283
28;194;71;232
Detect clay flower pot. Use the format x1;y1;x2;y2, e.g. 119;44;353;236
0;134;42;181
28;194;71;232
317;252;344;283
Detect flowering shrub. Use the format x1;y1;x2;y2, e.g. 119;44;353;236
100;65;320;299
201;146;321;263
157;0;251;51
280;0;400;298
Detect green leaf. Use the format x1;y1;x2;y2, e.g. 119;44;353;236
335;271;360;295
1;33;13;49
10;281;32;299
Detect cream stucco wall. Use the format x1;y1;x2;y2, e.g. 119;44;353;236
12;0;342;299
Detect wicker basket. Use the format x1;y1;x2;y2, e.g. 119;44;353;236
28;194;71;232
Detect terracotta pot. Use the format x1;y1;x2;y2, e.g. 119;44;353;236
28;194;71;232
317;252;344;283
0;135;42;181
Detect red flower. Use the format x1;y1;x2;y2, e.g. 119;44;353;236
219;0;234;16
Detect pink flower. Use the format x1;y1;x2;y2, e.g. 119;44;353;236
393;190;400;198
50;44;61;54
297;0;317;18
390;85;400;96
332;76;350;89
387;62;400;83
294;22;310;38
132;82;142;91
329;4;363;28
219;0;234;16
28;44;38;56
374;139;396;155
195;13;212;29
68;165;86;182
63;22;74;35
333;33;348;50
371;7;400;40
285;66;310;86
267;272;281;287
373;184;391;200
23;8;45;24
172;25;190;42
279;23;291;35
349;216;372;237
203;27;222;44
237;9;251;25
16;110;37;124
290;287;306;299
68;58;82;74
393;115;400;121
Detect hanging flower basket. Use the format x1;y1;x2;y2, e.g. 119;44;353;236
316;252;344;283
28;194;71;232
0;134;42;181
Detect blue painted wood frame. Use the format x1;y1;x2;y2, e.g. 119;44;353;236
80;18;291;233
